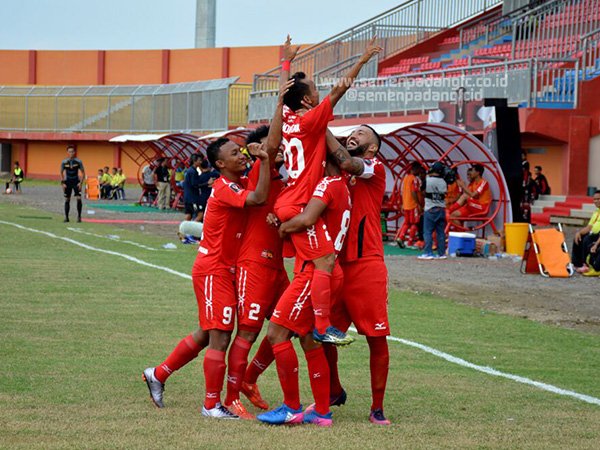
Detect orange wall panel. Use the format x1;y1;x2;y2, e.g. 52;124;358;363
169;48;223;83
228;46;281;83
105;50;163;85
36;51;98;85
27;143;68;177
0;51;30;84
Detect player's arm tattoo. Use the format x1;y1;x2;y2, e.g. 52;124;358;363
333;144;364;175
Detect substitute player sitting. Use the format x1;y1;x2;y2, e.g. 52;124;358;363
449;164;491;226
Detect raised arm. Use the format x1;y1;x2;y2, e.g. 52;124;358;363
329;36;382;107
244;143;271;206
265;35;299;159
278;198;327;237
326;129;364;175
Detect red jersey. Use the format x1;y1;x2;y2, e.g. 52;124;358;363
341;158;386;263
237;162;285;269
275;95;334;211
312;176;352;255
192;174;250;276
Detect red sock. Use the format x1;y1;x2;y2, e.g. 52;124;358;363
203;349;226;409
367;336;389;411
397;221;409;241
224;336;252;405
305;347;331;416
154;334;204;383
323;344;343;397
272;341;300;410
244;335;274;384
312;270;332;334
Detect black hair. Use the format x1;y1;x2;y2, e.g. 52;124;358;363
410;161;421;171
14;161;19;165
523;161;530;171
535;165;542;171
206;138;230;169
472;163;485;175
190;154;201;165
594;190;600;196
359;124;382;151
200;159;209;169
246;125;270;146
283;72;312;111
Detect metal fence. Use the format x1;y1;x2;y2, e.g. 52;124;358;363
0;77;240;133
249;58;580;121
228;84;252;127
253;0;503;91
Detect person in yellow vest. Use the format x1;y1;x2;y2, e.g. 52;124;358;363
100;166;113;199
111;168;126;200
6;161;24;193
573;190;600;276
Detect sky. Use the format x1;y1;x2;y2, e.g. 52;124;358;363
1;0;403;50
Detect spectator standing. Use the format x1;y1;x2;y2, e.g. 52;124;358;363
418;162;448;260
521;162;536;223
533;165;551;198
183;154;204;221
5;161;24;193
154;158;171;210
197;159;220;216
100;166;112;199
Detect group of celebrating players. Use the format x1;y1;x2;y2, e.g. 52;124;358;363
143;35;392;427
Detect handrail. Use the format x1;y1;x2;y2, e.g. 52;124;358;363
582;25;600;40
253;0;503;87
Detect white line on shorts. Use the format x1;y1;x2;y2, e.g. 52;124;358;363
2;219;599;407
66;227;169;251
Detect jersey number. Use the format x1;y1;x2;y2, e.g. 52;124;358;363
283;137;306;180
334;209;351;252
248;303;260;321
222;306;233;325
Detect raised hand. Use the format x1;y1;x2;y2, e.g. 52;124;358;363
247;142;268;161
278;79;295;105
360;35;383;63
282;34;301;62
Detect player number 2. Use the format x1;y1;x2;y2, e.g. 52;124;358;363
283;137;306;179
222;306;233;325
248;303;260;321
334;209;351;252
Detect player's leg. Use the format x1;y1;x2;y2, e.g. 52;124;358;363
311;253;335;335
299;335;332;427
74;183;83;223
142;327;208;408
224;328;257;418
63;182;72;222
366;335;390;425
203;328;232;411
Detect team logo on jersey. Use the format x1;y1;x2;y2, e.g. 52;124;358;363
261;249;274;259
228;182;242;194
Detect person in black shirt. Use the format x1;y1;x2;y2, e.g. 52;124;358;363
197;159;220;216
533;165;551;198
153;158;171;210
60;145;86;223
183;154;204;221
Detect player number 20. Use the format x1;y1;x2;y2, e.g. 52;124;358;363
283;137;306;179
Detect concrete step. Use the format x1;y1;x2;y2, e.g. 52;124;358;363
571;209;594;219
538;195;566;202
581;203;597;212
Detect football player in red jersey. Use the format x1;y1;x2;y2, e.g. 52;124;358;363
221;125;289;419
141;140;274;419
273;36;382;346
257;158;351;427
323;125;392;425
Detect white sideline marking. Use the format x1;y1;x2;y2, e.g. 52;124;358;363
2;219;599;407
0;220;191;281
67;227;168;251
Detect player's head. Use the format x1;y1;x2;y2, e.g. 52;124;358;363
190;153;202;167
468;164;484;181
67;145;76;158
410;161;421;175
14;161;19;167
346;125;381;157
246;125;284;168
103;166;109;172
325;153;341;177
112;167;117;174
283;72;319;111
118;167;123;174
97;169;103;175
206;137;246;174
534;165;542;175
200;159;210;171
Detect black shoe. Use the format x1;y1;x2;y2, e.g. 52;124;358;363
63;218;70;223
77;217;82;223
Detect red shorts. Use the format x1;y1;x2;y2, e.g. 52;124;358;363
271;261;343;337
331;257;390;337
275;205;334;261
236;260;290;333
193;271;237;332
404;208;420;225
456;201;487;217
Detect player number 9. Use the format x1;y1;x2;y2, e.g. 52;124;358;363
222;306;233;325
